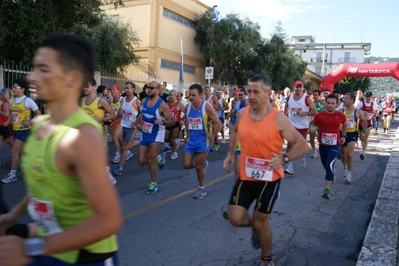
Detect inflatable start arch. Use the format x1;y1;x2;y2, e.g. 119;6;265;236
321;63;399;92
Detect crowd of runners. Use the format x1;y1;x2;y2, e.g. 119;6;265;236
0;32;397;266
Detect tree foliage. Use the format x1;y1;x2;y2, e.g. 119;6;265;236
86;16;140;71
195;14;306;88
334;77;371;94
0;0;136;72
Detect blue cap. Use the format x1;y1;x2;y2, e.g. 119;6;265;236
0;88;6;94
365;91;373;97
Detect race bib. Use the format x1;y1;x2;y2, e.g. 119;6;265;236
122;110;133;121
347;118;355;129
321;133;337;145
290;108;302;117
365;112;373;120
385;108;392;112
188;118;203;130
245;157;273;181
12;112;19;123
113;107;119;116
142;121;153;134
27;197;63;235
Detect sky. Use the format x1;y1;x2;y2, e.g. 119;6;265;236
200;0;399;58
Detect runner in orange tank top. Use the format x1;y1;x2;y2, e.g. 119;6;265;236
223;74;308;266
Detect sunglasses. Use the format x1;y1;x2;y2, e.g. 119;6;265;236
238;94;244;96
147;86;157;90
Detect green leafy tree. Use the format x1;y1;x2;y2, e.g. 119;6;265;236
334;77;371;94
86;16;141;72
0;0;127;66
195;10;262;84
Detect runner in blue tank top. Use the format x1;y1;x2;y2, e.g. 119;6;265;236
183;84;222;199
137;81;174;195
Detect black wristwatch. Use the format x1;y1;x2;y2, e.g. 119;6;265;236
24;237;46;257
282;154;289;164
341;135;347;138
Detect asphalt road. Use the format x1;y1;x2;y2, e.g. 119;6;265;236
0;119;396;266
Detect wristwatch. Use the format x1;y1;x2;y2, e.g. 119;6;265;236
24;237;46;257
282;154;289;164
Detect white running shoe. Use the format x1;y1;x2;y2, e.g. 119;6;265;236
311;151;319;158
126;150;133;161
221;138;226;144
175;139;181;151
170;152;178;160
301;157;306;168
1;172;17;184
343;168;348;178
344;172;352;184
112;153;121;164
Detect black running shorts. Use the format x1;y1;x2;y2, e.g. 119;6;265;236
229;179;281;214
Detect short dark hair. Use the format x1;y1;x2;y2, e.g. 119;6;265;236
237;85;247;95
89;77;96;86
312;89;321;95
189;83;203;94
97;85;106;94
14;79;29;95
247;74;272;91
326;94;339;103
346;93;355;103
125;81;136;89
39;33;95;88
332;89;341;95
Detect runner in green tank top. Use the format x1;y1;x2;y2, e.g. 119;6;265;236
0;33;122;266
309;89;325;159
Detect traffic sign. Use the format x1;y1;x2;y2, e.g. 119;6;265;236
205;67;213;79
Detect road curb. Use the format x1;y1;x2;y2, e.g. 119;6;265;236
357;121;399;266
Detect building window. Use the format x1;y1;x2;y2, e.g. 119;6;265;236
298;39;305;42
316;52;322;62
316;67;321;75
163;9;196;28
161;59;196;74
344;52;350;63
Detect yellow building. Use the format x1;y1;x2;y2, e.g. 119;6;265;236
102;0;211;90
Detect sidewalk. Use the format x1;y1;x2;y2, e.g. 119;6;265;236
357;121;399;266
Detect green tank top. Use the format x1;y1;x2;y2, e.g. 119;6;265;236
315;100;324;112
21;109;117;264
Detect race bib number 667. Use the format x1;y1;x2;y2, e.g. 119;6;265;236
245;157;273;181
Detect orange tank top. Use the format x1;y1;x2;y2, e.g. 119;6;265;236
239;107;284;182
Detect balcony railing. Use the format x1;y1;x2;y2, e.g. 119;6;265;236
338;57;356;63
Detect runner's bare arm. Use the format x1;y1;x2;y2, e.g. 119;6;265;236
205;103;222;135
357;109;367;131
99;99;116;122
213;95;223;111
0;195;29;235
158;101;174;127
276;113;308;161
42;125;122;255
302;96;317;116
223;108;243;172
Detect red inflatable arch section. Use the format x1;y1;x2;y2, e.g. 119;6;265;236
321;63;399;92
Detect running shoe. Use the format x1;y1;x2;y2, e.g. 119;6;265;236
213;143;219;151
301;157;306;168
203;160;209;171
157;152;166;170
110;177;117;185
147;183;159;195
163;146;172;153
251;232;260;249
343;168;348;178
126;150;133;161
360;154;365;160
175;139;181;150
221;138;226;144
193;187;207;199
259;260;275;266
170;152;178;160
1;172;17;184
322;188;330;199
284;168;294;175
344;172;352;184
112;153;121;164
112;166;123;176
311;151;319;158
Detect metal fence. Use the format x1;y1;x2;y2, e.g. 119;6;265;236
0;60;31;89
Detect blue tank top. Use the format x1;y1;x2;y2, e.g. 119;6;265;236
141;97;163;136
187;101;210;147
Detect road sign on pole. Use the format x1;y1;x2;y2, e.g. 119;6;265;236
205;67;213;79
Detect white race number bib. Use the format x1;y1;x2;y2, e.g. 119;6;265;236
321;133;337;145
245;157;273;181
